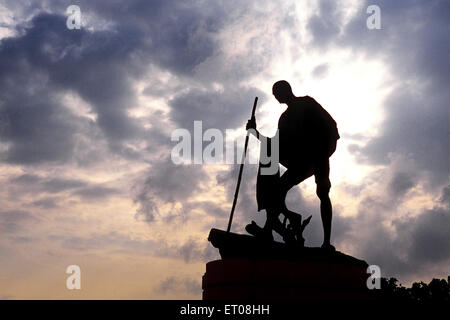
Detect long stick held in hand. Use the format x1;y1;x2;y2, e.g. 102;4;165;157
226;96;258;233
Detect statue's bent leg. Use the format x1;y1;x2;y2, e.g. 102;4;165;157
279;167;312;218
279;168;312;203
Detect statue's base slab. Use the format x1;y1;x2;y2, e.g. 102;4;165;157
208;228;366;264
204;229;372;300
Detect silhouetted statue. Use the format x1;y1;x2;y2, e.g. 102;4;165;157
246;80;340;250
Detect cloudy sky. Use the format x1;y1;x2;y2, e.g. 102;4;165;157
0;0;448;299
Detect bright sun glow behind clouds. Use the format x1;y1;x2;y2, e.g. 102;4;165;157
254;50;392;193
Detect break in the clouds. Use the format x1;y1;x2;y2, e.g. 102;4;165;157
341;0;450;187
0;0;448;298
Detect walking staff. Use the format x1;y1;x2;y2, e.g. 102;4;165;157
226;97;258;233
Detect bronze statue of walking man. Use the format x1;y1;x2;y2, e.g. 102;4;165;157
246;80;340;250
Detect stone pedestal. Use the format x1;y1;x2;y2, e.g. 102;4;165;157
203;228;373;300
203;258;372;300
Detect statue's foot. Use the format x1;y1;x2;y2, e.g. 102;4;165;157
321;243;336;252
245;221;258;236
245;221;273;241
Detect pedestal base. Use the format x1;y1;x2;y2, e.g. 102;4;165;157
204;229;373;300
202;258;372;300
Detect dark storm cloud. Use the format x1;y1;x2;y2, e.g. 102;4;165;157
11;173;86;192
352;88;449;187
71;0;226;74
405;207;450;264
0;90;80;164
3;0;224;74
72;185;120;200
10;173;120;201
169;86;265;130
405;185;450;265
132;159;210;223
0;0;231;164
0;13;138;163
389;171;416;198
1;0;271;199
441;186;450;206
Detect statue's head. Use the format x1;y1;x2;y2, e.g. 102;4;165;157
272;80;294;104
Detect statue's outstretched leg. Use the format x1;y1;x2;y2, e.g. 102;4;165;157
315;158;335;251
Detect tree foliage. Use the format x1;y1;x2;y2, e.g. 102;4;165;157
377;276;450;302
